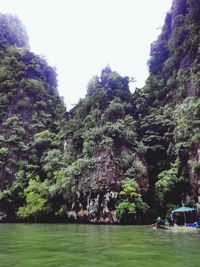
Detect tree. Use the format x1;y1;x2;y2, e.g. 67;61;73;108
17;176;50;220
116;178;148;216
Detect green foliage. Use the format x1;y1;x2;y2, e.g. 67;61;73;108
86;66;130;100
119;178;139;198
34;130;53;141
0;170;25;201
116;201;136;215
24;79;46;95
53;158;90;195
173;97;200;145
133;0;200;212
188;160;200;175
42;149;63;178
0;14;29;49
118;150;133;170
116;178;148;216
3;0;200;222
17;177;50;219
0;66;12;82
148;13;171;75
0;147;8;156
0;14;65;219
104;98;125;122
86;75;101;97
55;204;68;216
155;160;185;203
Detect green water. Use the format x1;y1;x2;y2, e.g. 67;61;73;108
0;224;199;267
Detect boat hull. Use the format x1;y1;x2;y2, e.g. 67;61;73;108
164;226;199;232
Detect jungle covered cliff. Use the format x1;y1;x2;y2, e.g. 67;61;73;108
0;0;200;223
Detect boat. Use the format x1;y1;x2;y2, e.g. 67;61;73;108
153;224;170;230
152;205;200;232
151;223;199;232
165;225;200;232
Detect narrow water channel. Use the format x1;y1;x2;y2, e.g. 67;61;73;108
0;224;199;267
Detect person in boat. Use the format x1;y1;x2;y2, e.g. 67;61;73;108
170;211;179;226
154;217;170;229
148;216;163;228
164;219;169;227
155;216;162;227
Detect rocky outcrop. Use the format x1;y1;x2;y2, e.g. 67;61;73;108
143;0;200;208
187;145;200;196
2;1;200;222
66;191;119;223
63;147;149;223
0;14;65;190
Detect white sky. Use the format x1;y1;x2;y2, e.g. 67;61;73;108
0;0;172;109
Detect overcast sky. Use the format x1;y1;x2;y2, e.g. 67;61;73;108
1;0;172;109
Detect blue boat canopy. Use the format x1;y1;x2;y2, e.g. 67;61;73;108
172;207;196;213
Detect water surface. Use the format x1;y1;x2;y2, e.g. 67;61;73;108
0;224;199;267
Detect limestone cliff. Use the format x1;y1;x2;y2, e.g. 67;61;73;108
1;1;200;223
138;0;200;209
